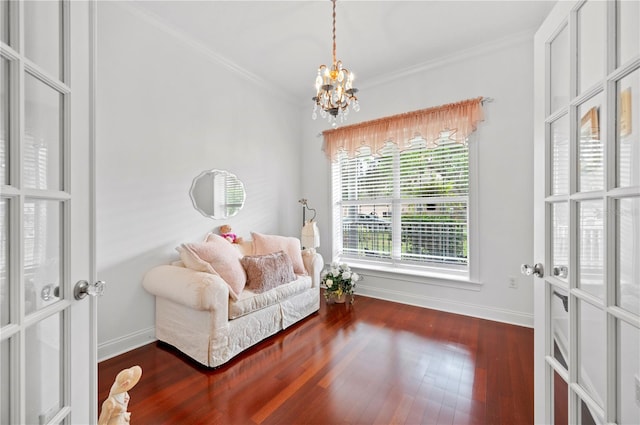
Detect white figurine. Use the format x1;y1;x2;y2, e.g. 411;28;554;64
98;365;142;425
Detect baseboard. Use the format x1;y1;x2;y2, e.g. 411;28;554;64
98;327;157;362
356;284;533;328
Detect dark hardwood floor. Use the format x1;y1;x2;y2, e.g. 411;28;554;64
98;296;533;424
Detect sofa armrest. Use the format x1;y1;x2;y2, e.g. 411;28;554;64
142;265;230;313
302;249;324;288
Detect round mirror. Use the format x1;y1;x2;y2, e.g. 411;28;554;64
189;170;246;219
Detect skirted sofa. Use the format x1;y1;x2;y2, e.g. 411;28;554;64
142;232;323;367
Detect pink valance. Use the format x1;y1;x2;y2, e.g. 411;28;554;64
322;97;485;161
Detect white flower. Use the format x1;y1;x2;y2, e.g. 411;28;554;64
342;271;351;280
351;272;360;282
340;263;349;271
331;268;339;276
331;262;339;269
326;279;333;288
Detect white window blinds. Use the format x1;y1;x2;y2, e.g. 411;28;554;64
332;138;469;271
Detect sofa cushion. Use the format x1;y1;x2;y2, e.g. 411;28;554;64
229;275;312;320
241;251;296;294
177;235;246;300
251;232;306;275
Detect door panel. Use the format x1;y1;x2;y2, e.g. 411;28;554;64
616;197;639;315
24;199;63;315
25;312;62;424
616;70;639;188
553;369;569;425
0;339;9;424
617;0;639;67
1;55;8;186
577;93;604;193
618;320;640;424
550;25;570;114
23;73;63;191
551;201;570;284
577;200;604;299
551;115;570;195
535;1;640;424
0;1;95;423
577;0;606;92
577;299;606;407
0;197;9;326
23;0;62;79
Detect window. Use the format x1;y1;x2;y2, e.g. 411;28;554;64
332;137;469;276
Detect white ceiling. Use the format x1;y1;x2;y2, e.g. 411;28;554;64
130;0;557;102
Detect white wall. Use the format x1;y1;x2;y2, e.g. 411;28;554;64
301;35;536;326
96;5;537;359
96;3;303;359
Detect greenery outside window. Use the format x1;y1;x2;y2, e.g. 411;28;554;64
332;137;469;276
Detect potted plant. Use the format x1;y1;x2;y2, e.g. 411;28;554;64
321;262;361;304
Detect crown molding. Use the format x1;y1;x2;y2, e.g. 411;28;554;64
358;29;536;91
112;2;537;108
116;2;299;105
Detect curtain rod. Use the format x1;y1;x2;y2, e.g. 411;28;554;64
316;96;493;137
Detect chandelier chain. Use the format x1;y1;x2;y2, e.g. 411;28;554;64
332;0;337;64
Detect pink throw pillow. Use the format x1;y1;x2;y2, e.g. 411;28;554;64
240;251;297;294
175;245;215;274
177;235;246;300
251;232;306;275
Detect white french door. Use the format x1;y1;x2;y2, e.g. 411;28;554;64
533;1;640;424
1;1;96;424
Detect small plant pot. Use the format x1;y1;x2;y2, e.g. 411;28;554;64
326;292;347;304
334;293;347;304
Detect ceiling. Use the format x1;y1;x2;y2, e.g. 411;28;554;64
130;0;557;103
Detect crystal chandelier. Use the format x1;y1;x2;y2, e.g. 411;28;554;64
312;0;359;125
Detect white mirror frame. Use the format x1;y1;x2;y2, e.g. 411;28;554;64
189;169;246;219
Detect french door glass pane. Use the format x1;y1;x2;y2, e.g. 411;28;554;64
617;197;640;315
551;115;569;195
25;312;62;425
1;338;9;424
24;199;61;315
551;202;569;282
0;198;8;326
578;0;606;92
553;369;568;425
24;0;61;79
0;0;8;45
24;73;62;191
551;286;569;369
579;399;600;424
578;94;604;192
1;56;8;186
618;0;640;67
578;299;606;409
578;201;604;299
618;320;640;425
550;25;569;113
617;70;639;188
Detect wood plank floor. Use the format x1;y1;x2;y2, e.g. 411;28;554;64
98;296;533;424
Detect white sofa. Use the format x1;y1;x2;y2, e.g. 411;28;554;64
142;239;323;367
